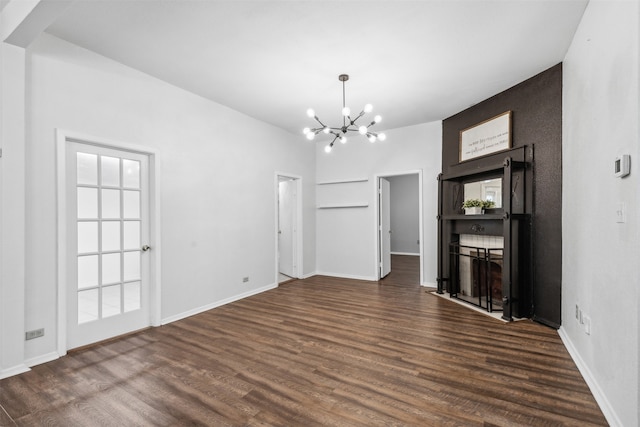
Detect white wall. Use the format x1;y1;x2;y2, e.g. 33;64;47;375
22;33;316;361
388;174;420;255
315;122;441;284
0;41;28;377
562;1;639;426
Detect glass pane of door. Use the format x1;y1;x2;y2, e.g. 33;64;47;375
70;146;148;335
67;140;150;351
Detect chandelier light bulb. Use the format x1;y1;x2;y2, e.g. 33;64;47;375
303;127;310;135
374;115;382;123
368;135;376;143
323;126;330;134
324;145;332;153
364;104;373;113
378;133;387;141
342;107;351;116
306;108;315;118
306;132;315;140
358;125;367;135
340;136;347;144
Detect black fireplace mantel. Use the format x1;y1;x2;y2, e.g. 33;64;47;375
436;146;533;321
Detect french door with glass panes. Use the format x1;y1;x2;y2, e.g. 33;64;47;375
66;142;150;350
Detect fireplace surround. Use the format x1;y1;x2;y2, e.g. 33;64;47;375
437;146;532;321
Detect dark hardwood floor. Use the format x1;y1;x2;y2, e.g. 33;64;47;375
382;254;421;286
0;255;607;426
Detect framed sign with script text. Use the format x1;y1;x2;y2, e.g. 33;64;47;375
459;111;512;162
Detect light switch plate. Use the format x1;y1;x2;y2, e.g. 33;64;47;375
616;203;626;223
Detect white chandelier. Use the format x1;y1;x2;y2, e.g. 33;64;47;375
303;74;386;153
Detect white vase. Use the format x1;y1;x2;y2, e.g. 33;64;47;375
464;207;483;215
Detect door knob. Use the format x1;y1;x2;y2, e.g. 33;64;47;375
142;245;151;252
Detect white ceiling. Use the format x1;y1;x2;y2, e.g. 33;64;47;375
44;0;588;136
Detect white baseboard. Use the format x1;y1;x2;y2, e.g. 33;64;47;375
390;252;420;256
314;271;377;282
161;282;278;325
299;271;316;279
0;363;30;380
558;327;622;427
25;351;60;368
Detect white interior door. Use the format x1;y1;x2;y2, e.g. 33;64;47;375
278;179;296;278
380;177;392;278
66;142;150;350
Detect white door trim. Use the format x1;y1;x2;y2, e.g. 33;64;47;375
373;169;424;284
55;129;162;356
274;172;303;284
379;177;392;278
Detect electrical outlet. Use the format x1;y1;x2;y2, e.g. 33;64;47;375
25;328;44;340
584;315;591;335
242;277;249;283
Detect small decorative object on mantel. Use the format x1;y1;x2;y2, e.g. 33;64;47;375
462;199;495;215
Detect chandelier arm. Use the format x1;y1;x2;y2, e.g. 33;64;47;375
350;112;365;125
313;116;328;128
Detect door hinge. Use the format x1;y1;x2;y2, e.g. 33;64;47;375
0;148;3;158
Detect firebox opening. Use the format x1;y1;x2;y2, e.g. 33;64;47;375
451;234;504;312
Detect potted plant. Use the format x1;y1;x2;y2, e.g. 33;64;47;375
462;199;495;215
482;200;496;210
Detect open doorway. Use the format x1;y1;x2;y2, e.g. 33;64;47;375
276;173;303;284
375;171;423;284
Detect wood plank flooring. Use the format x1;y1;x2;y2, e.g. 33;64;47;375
0;256;607;426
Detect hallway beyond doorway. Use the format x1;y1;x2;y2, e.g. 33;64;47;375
380;254;420;286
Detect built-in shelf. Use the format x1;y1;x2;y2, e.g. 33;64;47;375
444;214;504;220
317;203;369;209
316;178;368;185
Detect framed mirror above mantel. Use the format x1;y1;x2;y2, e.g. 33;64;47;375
464;178;502;208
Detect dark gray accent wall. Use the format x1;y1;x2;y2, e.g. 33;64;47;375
442;64;562;328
